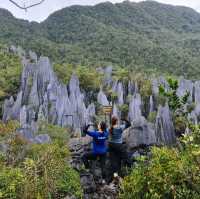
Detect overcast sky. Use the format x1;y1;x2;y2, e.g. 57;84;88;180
1;0;200;22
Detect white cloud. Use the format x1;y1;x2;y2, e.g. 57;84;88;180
0;0;200;22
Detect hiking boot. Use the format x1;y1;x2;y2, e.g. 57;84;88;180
113;172;118;178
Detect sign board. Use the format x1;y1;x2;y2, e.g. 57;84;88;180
103;106;113;114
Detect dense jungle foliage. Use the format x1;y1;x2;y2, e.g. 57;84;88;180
0;44;22;116
120;126;200;199
0;121;83;199
1;1;200;78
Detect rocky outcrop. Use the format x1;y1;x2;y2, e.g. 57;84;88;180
176;78;193;102
123;117;157;151
3;51;200;147
112;103;120;119
128;93;142;122
97;89;109;106
155;104;176;145
103;66;113;86
112;81;124;105
3;56;96;140
152;76;169;96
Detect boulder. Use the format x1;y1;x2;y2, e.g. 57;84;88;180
33;134;51;144
0;143;8;154
68;137;92;154
123;116;156;152
80;173;96;194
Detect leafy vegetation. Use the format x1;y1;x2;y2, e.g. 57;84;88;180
0;45;22;116
159;78;193;136
120;139;200;199
54;63;102;92
120;118;200;199
0;122;83;199
37;121;70;142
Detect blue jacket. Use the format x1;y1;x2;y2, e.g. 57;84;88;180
86;130;108;154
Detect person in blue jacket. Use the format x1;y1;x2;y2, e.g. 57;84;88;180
82;121;108;181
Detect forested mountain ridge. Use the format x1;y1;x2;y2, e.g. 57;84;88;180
1;1;200;78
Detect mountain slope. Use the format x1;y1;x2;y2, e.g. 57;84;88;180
1;1;200;78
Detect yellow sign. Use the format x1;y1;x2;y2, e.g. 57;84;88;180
103;106;113;114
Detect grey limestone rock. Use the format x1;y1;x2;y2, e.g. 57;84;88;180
33;134;51;144
97;89;109;106
155;104;176;145
123;116;157;152
3;55;93;132
128;93;142;122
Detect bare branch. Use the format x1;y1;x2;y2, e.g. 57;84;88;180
9;0;45;10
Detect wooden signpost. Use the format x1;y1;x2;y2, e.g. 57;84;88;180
102;105;113;125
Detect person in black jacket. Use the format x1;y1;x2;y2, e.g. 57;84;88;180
109;116;131;179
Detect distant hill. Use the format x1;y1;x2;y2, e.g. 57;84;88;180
1;1;200;78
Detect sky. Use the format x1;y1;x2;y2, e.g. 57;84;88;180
0;0;200;22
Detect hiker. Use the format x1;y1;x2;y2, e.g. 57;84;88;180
109;116;131;179
82;121;108;182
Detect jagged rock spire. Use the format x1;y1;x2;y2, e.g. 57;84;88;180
3;55;95;133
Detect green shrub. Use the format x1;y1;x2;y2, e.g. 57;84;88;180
113;67;129;83
0;120;19;138
54;64;102;93
23;142;83;199
111;91;118;103
22;143;69;198
76;66;102;92
120;146;200;199
0;47;22;116
56;166;83;199
6;134;28;166
0;121;83;199
174;116;187;137
118;104;129;119
37;121;70;143
147;111;157;123
0;167;24;199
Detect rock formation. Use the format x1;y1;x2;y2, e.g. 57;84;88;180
3;56;96;142
155;104;176;145
123;116;157;151
3;50;200;148
128;93;142;122
97;89;109;106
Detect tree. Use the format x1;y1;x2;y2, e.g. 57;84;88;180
8;0;45;10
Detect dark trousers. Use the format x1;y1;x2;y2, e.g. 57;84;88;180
109;142;129;176
82;152;107;179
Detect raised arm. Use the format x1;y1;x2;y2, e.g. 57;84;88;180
83;124;98;138
121;119;131;131
86;130;99;138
